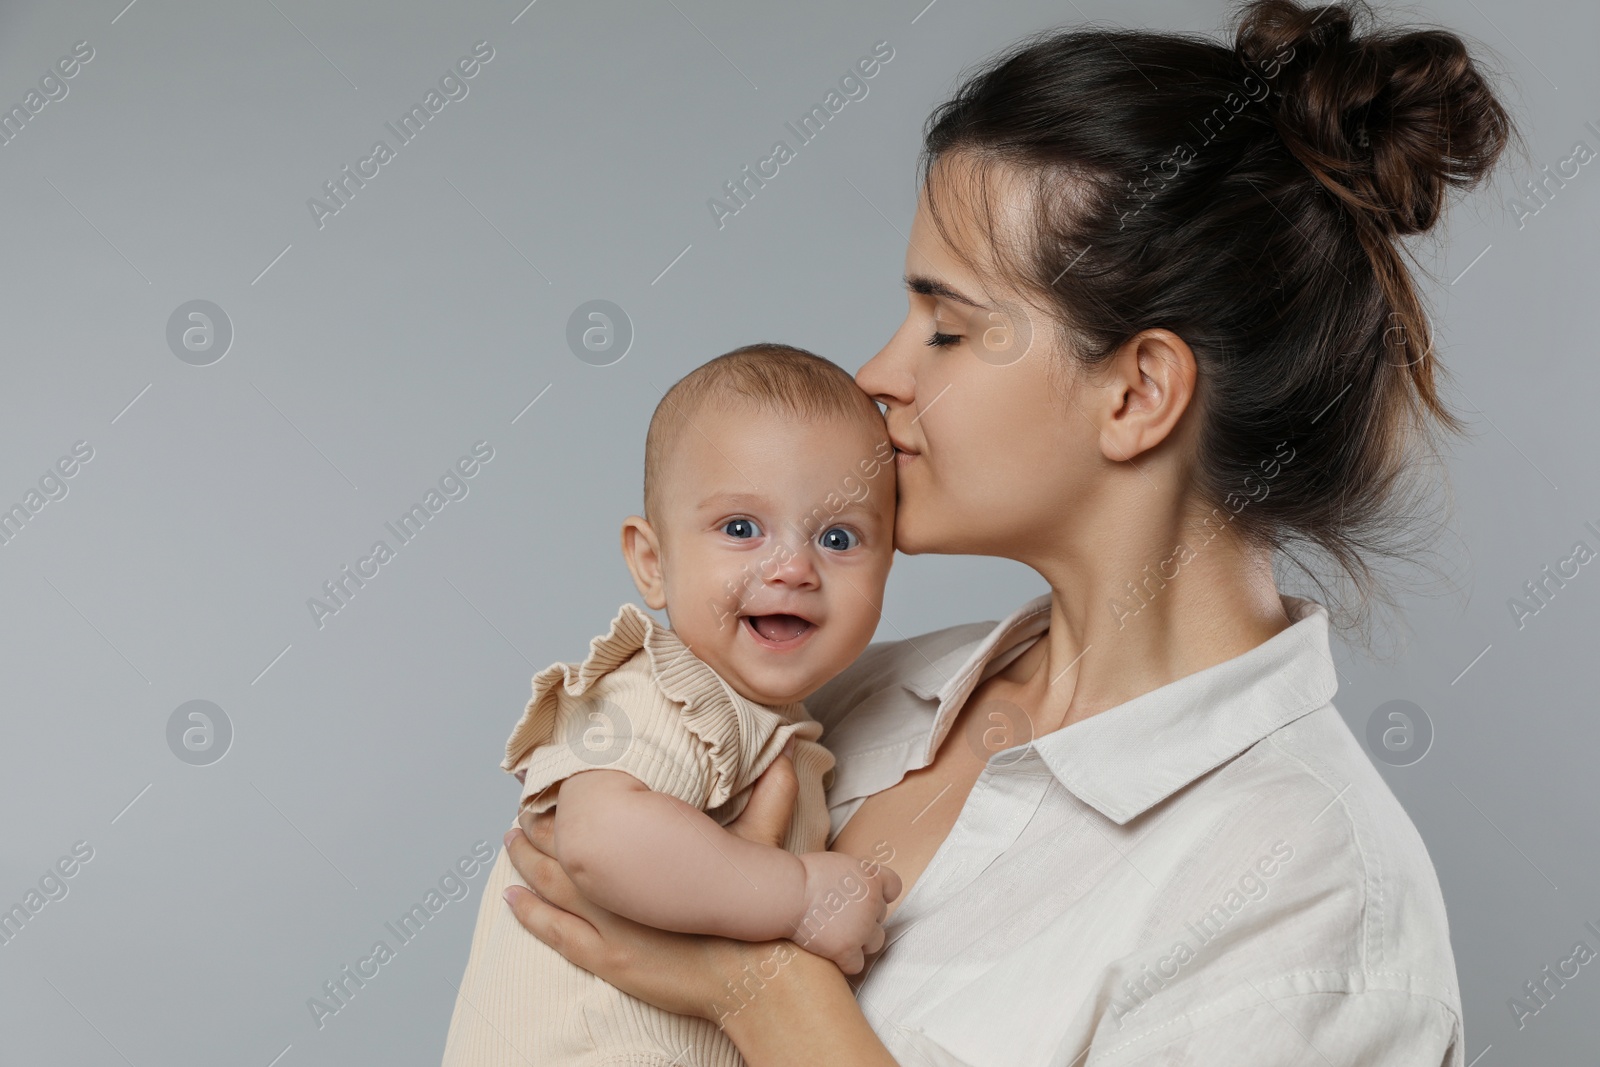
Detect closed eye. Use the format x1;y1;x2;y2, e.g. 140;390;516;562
925;331;961;347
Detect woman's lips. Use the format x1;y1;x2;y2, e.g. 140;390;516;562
894;447;919;468
741;613;815;650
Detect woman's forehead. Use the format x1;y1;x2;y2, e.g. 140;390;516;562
913;156;1035;296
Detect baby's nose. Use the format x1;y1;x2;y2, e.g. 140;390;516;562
761;542;820;586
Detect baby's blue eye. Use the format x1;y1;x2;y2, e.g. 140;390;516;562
723;518;761;539
819;526;859;551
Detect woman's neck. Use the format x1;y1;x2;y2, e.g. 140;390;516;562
1002;515;1291;733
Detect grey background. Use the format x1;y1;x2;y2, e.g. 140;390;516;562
0;0;1593;1064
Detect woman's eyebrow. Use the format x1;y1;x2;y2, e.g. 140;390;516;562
904;273;989;309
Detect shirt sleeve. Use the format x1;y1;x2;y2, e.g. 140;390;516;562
513;673;719;816
1097;985;1462;1066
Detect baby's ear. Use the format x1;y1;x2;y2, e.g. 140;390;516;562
620;516;667;610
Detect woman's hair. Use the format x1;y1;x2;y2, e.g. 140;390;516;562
643;343;883;524
919;0;1514;636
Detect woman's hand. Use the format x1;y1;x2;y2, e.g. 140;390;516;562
503;744;812;1023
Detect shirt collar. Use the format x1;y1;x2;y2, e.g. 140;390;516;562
905;593;1052;748
902;592;1339;825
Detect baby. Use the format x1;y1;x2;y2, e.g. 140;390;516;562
442;343;903;1067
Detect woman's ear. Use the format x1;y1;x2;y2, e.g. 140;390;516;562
1095;328;1197;463
620;516;668;610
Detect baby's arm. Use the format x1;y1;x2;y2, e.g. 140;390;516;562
548;767;806;940
545;768;897;969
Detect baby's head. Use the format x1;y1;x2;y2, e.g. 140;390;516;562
621;343;896;707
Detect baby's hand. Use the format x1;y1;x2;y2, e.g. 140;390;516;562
789;851;903;975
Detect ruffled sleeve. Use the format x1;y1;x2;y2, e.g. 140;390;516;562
503;602;831;818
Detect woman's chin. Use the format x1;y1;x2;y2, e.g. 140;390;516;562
894;490;995;555
892;508;1009;557
889;514;934;555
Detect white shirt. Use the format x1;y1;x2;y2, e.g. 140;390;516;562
810;592;1464;1066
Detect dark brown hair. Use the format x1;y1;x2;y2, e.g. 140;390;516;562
643;343;883;524
919;0;1513;632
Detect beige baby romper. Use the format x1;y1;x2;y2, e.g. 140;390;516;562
441;602;838;1067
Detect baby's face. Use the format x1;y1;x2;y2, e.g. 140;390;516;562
648;405;896;707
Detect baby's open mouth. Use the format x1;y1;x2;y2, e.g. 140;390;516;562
742;613;815;647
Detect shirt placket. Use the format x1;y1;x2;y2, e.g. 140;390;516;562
853;749;1056;1024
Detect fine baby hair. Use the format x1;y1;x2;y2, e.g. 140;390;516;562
642;342;887;527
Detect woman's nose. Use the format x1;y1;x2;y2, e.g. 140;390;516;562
856;327;916;407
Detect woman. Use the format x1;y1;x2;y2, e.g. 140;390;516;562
497;1;1512;1063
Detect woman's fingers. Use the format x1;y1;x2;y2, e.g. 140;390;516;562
725;749;800;848
502;882;602;962
503;827;584;915
516;806;556;853
877;863;903;903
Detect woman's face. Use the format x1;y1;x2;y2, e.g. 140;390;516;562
856;162;1098;560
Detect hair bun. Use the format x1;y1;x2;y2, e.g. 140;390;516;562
1235;0;1511;236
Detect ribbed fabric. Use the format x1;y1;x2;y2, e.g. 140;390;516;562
441;603;837;1067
